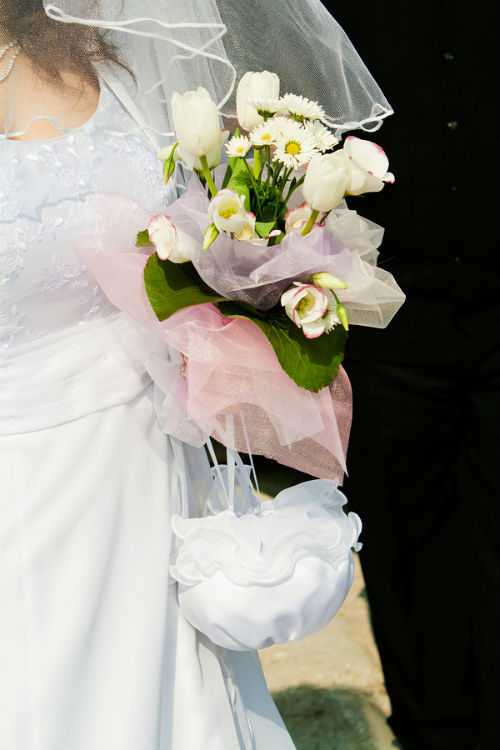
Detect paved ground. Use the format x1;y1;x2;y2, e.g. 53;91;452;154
259;553;398;750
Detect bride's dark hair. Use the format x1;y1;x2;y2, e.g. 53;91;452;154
1;0;132;87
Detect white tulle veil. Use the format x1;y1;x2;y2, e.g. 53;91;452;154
2;0;393;144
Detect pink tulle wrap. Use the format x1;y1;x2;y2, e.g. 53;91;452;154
81;248;352;483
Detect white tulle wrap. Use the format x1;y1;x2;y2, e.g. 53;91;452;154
170;460;362;651
168;174;405;327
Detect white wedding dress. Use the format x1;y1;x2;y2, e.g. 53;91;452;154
0;83;295;750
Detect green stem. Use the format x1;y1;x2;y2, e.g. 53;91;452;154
285;174;305;202
242;159;262;215
199;155;218;198
301;208;320;236
264;147;273;190
272;160;283;186
253;147;261;178
265;146;272;184
243;157;257;186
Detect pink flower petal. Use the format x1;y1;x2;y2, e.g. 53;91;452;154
302;319;326;338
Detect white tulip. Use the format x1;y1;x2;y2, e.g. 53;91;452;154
171;87;221;158
343;136;395;195
236;71;280;131
148;215;191;264
178;130;229;172
302;152;349;212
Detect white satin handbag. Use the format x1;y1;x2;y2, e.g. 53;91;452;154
170;451;362;651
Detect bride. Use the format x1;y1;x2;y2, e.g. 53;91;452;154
0;1;393;748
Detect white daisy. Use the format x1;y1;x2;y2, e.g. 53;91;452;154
282;93;325;122
225;135;252;158
305;120;339;152
250;121;277;147
273;120;319;168
251;97;285;118
270;115;292;139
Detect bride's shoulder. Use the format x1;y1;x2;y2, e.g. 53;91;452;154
1;55;99;142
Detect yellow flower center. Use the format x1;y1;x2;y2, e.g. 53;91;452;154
262;134;272;142
285;140;301;156
297;296;313;314
220;207;238;219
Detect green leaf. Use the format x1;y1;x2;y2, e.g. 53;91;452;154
136;229;153;247
144;255;227;321
255;220;276;238
221;161;235;189
221;129;240;189
218;302;347;392
226;157;252;210
253;181;287;224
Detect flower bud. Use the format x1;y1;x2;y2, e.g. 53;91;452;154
203;222;220;251
337;303;349;331
312;272;348;290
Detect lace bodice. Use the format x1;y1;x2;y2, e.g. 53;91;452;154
0;83;173;350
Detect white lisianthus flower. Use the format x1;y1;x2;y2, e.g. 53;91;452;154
274;120;318;168
303;152;349;212
323;302;341;333
250;121;277;147
225;135;252;158
148;215;191;263
343;136;395;195
281;282;339;339
171;87;221;158
305;120;339;152
285;202;324;234
236;71;280;131
207;189;257;241
281;93;325;122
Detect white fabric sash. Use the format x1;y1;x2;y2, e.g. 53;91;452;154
0;315;151;435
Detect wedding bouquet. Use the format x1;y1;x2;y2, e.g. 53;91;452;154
138;71;398;392
84;70;403;481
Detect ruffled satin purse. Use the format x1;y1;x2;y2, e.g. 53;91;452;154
170;454;361;651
